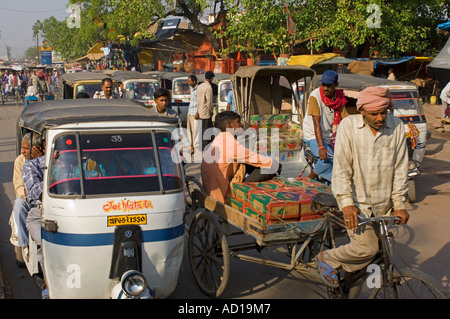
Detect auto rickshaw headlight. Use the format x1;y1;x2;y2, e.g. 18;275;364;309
121;270;147;297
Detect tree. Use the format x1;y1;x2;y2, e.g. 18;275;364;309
290;0;449;57
217;0;295;59
220;0;449;59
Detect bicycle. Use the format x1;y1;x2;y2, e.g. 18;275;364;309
13;86;23;107
321;206;449;299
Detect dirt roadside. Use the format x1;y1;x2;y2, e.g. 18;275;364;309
399;102;450;292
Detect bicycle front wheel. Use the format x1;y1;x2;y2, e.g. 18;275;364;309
370;268;449;299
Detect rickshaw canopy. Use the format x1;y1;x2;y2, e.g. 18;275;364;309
60;71;112;86
111;71;159;82
231;65;316;122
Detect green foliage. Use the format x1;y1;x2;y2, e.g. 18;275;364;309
221;0;449;58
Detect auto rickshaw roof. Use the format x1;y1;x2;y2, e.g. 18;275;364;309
156;71;192;80
60;71;112;85
19;99;179;134
326;74;415;92
111;71;159;82
197;72;232;83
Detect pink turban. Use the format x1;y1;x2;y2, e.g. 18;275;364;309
36;70;45;78
356;86;394;112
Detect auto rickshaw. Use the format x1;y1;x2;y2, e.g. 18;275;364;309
15;99;185;298
59;71;119;99
111;71;160;107
231;65;317;177
324;73;429;202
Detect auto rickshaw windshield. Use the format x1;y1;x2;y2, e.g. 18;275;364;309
131;82;159;100
173;80;190;95
391;90;426;123
48;131;182;196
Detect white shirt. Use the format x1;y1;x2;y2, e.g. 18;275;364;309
440;82;450;104
302;88;335;144
331;114;408;217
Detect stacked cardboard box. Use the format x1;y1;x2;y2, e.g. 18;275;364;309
228;177;332;226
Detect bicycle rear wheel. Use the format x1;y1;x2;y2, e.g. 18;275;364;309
369;268;449;299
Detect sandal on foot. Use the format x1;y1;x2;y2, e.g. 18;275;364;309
315;257;339;288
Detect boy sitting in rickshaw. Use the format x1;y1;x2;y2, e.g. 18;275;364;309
201;111;281;203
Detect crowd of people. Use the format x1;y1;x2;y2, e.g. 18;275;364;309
10;68;413;294
0;68;60;102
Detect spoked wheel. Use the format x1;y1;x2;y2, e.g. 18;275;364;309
188;210;230;298
369;268;449;299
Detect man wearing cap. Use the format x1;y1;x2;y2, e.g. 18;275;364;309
196;71;215;150
315;86;409;288
302;70;348;183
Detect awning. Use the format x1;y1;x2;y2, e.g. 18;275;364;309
429;36;450;70
437;21;450;32
74;53;104;62
287;53;340;67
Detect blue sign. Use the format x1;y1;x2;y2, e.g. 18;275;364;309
41;50;52;65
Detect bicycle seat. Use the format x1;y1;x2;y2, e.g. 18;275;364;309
311;193;338;208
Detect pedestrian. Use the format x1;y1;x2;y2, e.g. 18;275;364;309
302;70;349;183
93;78;119;99
12;133;44;252
226;85;235;112
153;88;178;117
35;70;51;101
439;81;450;119
387;68;396;81
315;86;409;288
196;70;215;150
187;75;201;156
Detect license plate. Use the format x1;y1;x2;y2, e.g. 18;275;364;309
107;214;147;227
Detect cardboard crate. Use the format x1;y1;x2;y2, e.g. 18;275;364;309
228;197;245;213
244;205;297;226
231;182;260;202
265;188;318;216
247;191;300;220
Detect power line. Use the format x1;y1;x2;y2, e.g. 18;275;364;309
0;6;67;13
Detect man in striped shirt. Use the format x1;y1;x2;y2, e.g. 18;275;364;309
316;86;409;288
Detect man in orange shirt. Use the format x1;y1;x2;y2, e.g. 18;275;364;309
201;111;280;203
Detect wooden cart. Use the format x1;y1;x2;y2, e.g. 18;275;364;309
187;188;347;298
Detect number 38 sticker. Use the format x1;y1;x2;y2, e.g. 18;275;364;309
111;135;122;142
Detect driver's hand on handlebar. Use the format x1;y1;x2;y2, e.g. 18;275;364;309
318;147;329;160
342;205;359;231
393;209;409;224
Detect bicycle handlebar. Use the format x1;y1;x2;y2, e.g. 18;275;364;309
357;215;402;226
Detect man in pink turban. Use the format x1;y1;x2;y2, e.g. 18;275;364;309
314;86;409;288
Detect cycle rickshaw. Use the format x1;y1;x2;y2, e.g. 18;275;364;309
184;66;448;299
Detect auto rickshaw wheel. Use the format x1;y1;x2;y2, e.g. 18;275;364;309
407;179;416;203
188;210;230;298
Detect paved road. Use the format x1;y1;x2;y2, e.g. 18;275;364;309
0;100;449;299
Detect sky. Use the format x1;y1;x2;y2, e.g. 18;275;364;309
0;0;69;59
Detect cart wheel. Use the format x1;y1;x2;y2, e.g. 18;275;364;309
407;179;416;203
188;210;230;298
